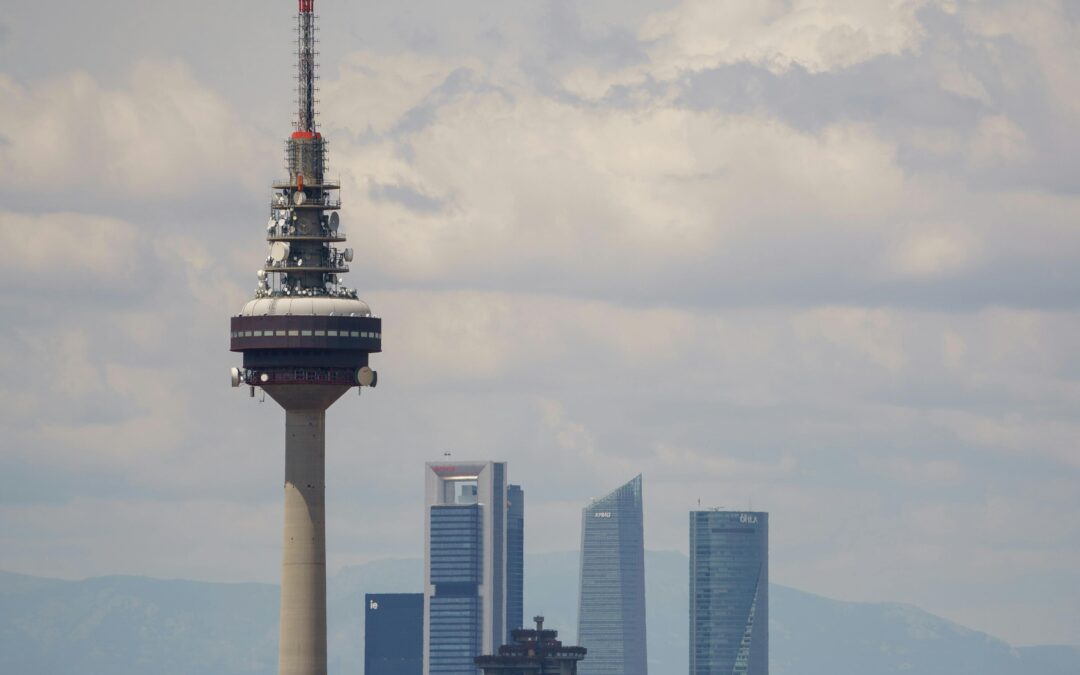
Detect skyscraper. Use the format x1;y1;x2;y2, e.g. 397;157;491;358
576;474;648;675
689;510;768;675
506;484;525;642
366;593;423;675
424;462;508;675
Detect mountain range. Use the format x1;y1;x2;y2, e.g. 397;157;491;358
1;551;1076;675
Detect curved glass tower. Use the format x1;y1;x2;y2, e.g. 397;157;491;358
689;510;768;675
576;475;648;675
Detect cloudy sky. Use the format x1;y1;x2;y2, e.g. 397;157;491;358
1;0;1079;648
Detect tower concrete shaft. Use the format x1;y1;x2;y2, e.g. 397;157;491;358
268;385;347;675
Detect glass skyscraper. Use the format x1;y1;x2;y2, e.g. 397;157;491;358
689;510;768;675
365;593;423;675
506;484;525;642
424;462;508;675
577;474;648;675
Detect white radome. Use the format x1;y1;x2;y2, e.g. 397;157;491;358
239;296;372;317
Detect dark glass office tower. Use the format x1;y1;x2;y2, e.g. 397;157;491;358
424;462;508;675
577;474;647;675
506;484;525;642
689;511;768;675
366;593;423;675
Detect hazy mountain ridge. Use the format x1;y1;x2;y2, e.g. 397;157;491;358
1;556;1076;675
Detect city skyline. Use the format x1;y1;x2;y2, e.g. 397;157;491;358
1;0;1078;652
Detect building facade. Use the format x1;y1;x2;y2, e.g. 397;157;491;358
506;484;525;642
365;593;423;675
424;462;508;675
576;474;648;675
476;616;586;675
689;511;768;675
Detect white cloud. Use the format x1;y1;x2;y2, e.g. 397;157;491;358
0;62;267;197
965;1;1080;116
641;0;930;76
321;51;487;136
931;409;1080;469
329;78;907;288
966;115;1032;167
860;455;966;485
793;306;907;372
563;0;932;99
0;211;142;288
890;225;980;279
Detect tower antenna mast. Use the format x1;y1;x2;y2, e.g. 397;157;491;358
296;0;317;136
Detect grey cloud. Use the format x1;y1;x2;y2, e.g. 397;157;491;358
390;67;503;136
670;5;1080;195
367;179;448;213
677;56;985;135
543;0;647;69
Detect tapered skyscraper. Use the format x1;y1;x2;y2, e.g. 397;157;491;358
689;511;768;675
577;475;647;675
229;2;380;674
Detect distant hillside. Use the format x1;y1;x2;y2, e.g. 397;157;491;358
1;556;1077;675
0;570;279;675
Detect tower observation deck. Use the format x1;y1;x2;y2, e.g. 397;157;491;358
228;3;379;675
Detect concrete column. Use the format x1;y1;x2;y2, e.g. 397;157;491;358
265;385;347;675
278;408;327;675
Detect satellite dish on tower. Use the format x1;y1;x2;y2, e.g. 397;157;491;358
329;212;340;233
270;241;291;263
357;367;377;387
293;191;307;206
343;248;354;262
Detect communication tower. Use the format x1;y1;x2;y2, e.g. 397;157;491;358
228;2;380;674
